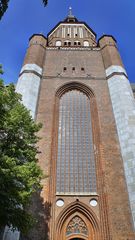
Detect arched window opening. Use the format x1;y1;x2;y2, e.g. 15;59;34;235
64;41;71;46
56;89;97;194
74;41;81;46
66;216;88;236
84;41;89;47
56;40;62;47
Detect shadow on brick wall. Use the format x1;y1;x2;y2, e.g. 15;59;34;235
21;191;51;240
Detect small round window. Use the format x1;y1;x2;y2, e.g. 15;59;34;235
90;199;98;207
56;199;64;207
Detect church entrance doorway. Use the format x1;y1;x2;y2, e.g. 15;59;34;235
69;238;85;240
55;202;100;240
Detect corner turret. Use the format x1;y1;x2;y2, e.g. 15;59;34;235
16;34;47;118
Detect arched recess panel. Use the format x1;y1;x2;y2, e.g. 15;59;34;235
50;82;111;240
55;201;100;240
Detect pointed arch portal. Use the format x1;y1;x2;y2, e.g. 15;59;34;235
55;201;100;240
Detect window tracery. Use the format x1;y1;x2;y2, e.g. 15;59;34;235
66;216;88;236
56;89;97;194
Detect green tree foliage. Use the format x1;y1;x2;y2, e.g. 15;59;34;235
0;68;42;233
42;0;48;6
0;64;4;75
0;0;9;20
0;0;48;20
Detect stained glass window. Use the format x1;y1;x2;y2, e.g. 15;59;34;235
56;90;97;194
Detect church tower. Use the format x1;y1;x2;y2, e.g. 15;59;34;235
15;8;135;240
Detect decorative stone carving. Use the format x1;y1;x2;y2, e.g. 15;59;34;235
66;216;88;236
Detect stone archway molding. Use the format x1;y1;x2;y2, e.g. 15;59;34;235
55;81;95;99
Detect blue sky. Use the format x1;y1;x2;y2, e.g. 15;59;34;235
0;0;135;84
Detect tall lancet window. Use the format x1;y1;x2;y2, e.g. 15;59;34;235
56;90;97;194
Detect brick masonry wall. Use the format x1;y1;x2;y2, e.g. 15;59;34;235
43;48;105;79
31;48;135;240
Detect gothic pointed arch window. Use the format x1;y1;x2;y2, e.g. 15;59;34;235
56;88;97;194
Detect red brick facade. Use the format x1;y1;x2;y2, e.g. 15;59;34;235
20;14;135;240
